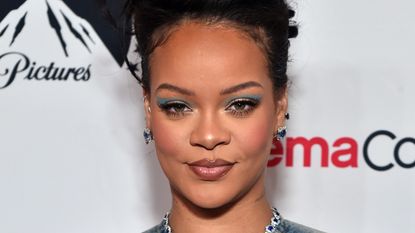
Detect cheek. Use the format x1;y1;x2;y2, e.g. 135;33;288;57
232;110;274;161
151;113;189;161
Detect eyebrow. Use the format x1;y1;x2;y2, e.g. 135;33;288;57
156;83;196;96
155;81;263;96
220;81;263;95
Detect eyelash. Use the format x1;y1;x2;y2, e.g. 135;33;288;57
158;98;260;119
225;98;260;118
158;101;192;118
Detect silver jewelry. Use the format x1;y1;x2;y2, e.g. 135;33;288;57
274;126;287;141
143;127;153;144
161;207;282;233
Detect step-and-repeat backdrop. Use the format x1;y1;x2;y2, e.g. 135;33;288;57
1;1;414;232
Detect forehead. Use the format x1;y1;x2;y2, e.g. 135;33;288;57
149;22;271;94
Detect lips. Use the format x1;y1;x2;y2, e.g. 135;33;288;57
188;158;235;181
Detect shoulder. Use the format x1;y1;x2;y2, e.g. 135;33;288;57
142;223;164;233
277;218;325;233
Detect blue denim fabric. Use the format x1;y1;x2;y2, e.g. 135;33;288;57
143;218;324;233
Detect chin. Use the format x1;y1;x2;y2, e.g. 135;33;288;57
174;182;245;210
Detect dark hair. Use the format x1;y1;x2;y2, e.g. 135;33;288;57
124;0;298;94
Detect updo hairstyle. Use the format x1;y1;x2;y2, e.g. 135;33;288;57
124;0;298;95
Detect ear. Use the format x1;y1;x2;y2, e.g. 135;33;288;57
274;87;288;132
143;90;152;129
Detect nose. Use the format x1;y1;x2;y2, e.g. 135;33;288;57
189;111;231;150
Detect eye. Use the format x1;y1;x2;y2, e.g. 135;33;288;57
225;98;260;118
158;100;192;118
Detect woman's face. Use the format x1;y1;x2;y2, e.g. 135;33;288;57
145;22;287;209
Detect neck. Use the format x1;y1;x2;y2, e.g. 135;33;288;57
169;176;272;233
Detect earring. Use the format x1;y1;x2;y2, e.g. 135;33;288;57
285;112;290;120
143;127;153;144
274;126;287;141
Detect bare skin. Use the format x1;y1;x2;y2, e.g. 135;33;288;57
144;22;287;233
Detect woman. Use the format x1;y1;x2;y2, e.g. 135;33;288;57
125;0;323;232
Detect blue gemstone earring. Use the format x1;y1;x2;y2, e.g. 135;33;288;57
274;126;287;141
143;127;153;144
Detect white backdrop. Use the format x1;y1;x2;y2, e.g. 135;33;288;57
0;0;414;232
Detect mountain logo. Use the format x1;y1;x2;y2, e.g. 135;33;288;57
0;0;130;89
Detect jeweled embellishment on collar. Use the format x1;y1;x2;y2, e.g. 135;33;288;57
161;207;282;233
265;207;282;233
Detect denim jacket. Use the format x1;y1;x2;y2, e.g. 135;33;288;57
143;218;324;233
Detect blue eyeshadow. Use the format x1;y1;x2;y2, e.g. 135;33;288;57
156;97;173;106
227;95;262;102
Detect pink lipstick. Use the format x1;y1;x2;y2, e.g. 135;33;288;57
188;158;235;181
